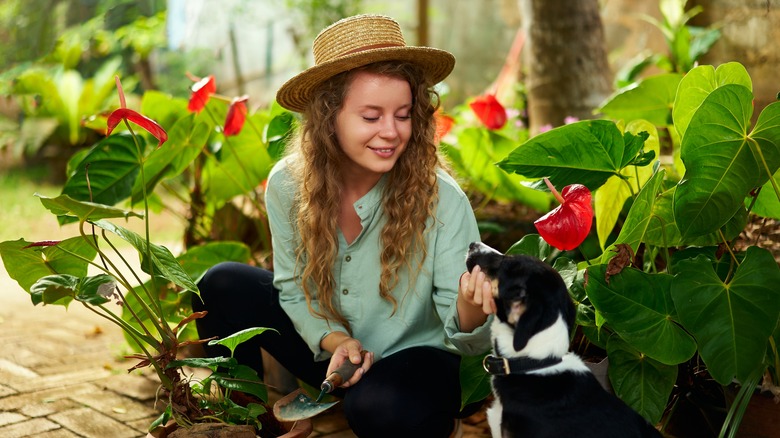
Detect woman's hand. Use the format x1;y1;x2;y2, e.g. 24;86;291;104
457;265;496;332
322;333;374;388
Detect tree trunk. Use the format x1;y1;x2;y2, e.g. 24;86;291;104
518;0;613;134
691;0;780;120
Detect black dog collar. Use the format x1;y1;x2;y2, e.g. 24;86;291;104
482;354;563;375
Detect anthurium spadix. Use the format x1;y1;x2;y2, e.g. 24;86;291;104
534;178;593;251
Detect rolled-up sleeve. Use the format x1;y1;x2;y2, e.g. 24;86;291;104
431;174;492;356
265;161;346;361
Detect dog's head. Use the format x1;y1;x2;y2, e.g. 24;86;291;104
466;242;575;354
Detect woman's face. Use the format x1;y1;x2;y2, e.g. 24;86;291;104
335;70;412;182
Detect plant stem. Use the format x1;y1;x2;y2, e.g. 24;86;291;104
543;177;565;204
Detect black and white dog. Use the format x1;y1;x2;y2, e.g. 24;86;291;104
466;242;661;438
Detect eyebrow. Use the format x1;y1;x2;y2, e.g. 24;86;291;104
358;103;413;111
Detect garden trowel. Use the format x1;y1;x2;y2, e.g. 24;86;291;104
273;357;363;421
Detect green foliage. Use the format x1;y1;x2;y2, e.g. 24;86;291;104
0;74;295;431
615;0;721;86
496;61;780;431
9;58;122;157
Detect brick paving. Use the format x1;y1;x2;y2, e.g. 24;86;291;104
0;270;490;437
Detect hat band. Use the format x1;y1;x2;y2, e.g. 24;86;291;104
339;43;405;58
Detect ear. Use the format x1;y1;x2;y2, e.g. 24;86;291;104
512;308;542;351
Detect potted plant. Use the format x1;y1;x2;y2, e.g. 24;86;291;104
490;60;780;436
0;76;307;437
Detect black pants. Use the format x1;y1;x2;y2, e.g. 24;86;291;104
192;262;480;437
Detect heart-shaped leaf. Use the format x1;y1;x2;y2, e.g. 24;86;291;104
671;247;780;385
674;85;780;238
586;265;696;365
672;62;752;140
644;186;748;247
607;336;677;424
498;120;649;191
0;237;97;293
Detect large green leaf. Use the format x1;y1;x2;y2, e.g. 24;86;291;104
672;62;752;140
497;120;649;191
607;336;677;424
671;247;780;385
202;130;273;207
92;219;198;294
586;265;696;365
131;113;211;204
0;237;97;293
601;168;666;262
37;193;144;223
644;186;747;247
62;133;142;208
598;73;683;127
674;85;780;238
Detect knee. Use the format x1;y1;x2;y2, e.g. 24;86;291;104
195;262;247;309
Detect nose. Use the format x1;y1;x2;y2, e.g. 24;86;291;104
378;118;400;139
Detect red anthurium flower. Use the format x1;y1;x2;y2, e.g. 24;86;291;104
187;75;216;113
107;76;168;148
224;95;249;136
534;178;593;251
469;94;507;130
434;109;455;142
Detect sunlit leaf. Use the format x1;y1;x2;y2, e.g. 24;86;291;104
0;237;97;293
672;62;751;140
498;120;648;192
598;74;683;127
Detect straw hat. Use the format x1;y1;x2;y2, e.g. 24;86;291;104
276;14;455;113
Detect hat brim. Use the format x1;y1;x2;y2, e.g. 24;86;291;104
276;46;455;113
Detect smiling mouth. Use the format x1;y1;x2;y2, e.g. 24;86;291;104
369;147;394;153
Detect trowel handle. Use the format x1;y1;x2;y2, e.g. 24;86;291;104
321;355;363;393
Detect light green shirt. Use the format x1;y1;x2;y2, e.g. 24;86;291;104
266;157;491;362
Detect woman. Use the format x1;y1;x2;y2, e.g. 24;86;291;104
194;14;495;437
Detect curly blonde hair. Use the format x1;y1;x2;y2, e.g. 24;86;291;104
286;61;443;332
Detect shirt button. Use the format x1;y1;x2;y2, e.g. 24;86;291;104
345;255;351;262
342;289;349;295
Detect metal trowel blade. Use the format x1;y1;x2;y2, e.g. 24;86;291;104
273;388;339;422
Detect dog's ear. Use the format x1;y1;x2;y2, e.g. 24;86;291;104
512;305;542;351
